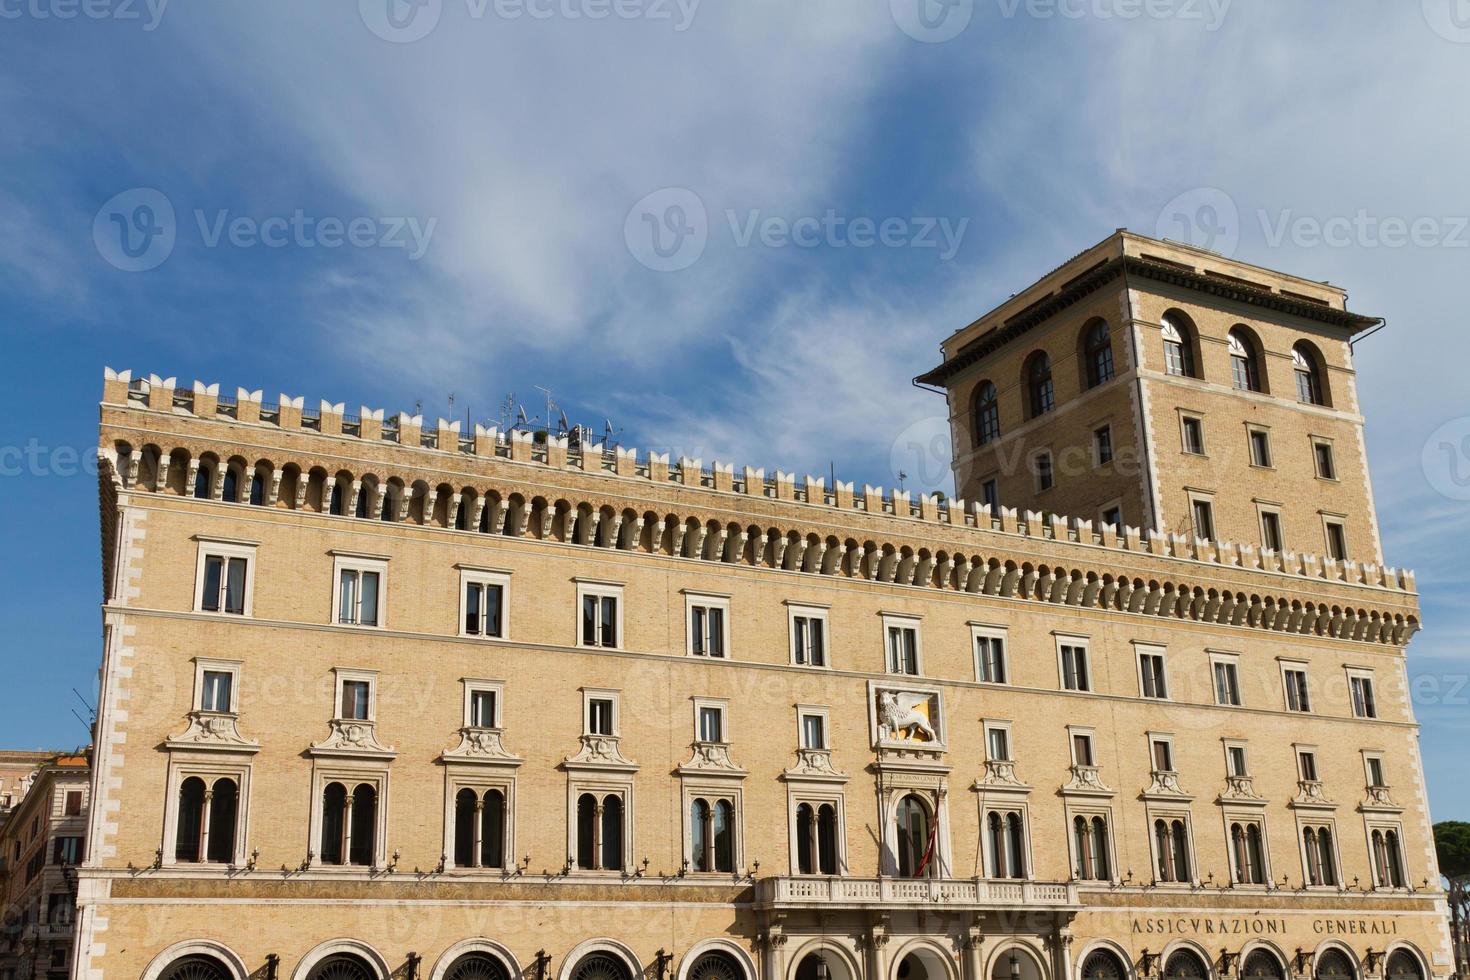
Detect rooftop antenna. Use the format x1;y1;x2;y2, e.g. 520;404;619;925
533;386;556;436
558;410;570;438
898;470;908;492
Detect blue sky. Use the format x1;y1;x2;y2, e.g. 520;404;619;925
2;0;1466;820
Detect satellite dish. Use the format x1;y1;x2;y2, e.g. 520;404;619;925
516;406;529;425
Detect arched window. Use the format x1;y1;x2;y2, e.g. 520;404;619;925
1083;321;1114;388
1246;823;1265;884
691;798;711;872
1171;819;1191;882
1161;315;1197;378
456;787;506;869
193;464;213;500
1242;951;1285;980
349;783;376;866
796;803;815;874
1091;817;1111;880
1385;951;1423;980
221;467;239;503
714;799;734;872
894;794;933;878
1293;342;1328;405
355;485;370;518
455;497;470;531
1154;818;1172;881
248;471;265;506
576;793;598;869
685;951;745;980
321;781;348;865
175;776;206;862
1006;812;1025;879
329;481;345;516
454;788;477;867
206;777;238;863
568;953;633;980
481;789;505;869
986;811;1024;878
600;795;623;871
1314;950;1356;980
443;953;509;980
1080;951;1127;980
576;793;624;871
159;955;235;980
306;954;379;980
1229;329;1262;392
816;803;838;875
1024;352;1054;418
973;381;1000;446
380;487;396;522
1165;951;1208;980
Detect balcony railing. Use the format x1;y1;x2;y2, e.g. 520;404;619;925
755;876;1078;910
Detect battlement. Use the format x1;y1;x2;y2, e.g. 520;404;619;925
101;368;1418;615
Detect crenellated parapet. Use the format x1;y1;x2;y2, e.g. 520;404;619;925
98;368;1419;645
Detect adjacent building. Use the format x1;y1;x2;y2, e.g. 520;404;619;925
75;232;1451;980
1;754;90;980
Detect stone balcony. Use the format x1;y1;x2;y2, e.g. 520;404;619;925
754;876;1079;911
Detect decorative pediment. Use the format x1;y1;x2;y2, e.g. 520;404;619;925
868;682;945;753
1289;778;1337;811
1060;764;1113;798
1140;769;1193;803
165;711;259;754
308;718;396;760
440;727;523;768
676;740;747;778
1217;774;1267;807
562;734;639;773
1358;784;1404;814
781;748;848;784
972;759;1031;794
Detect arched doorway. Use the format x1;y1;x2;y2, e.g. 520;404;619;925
1164;950;1208;980
1079;950;1128;980
570;953;634;980
159;957;235;980
306;955;379;980
893;947;951;980
990;947;1045;980
1385;951;1423;980
686;951;746;980
1314;950;1356;980
893;794;934;877
443;954;509;980
1241;951;1285;980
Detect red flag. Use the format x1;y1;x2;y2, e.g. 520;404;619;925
914;817;939;878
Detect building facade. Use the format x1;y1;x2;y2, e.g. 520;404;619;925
75;233;1450;980
1;754;90;980
0;753;60;818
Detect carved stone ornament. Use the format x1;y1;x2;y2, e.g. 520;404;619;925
974;758;1030;792
1359;784;1403;813
1290;778;1337;810
677;740;747;777
1217;774;1267;806
165;711;260;754
874;689;943;751
308;717;397;760
1141;769;1192;801
562;734;638;772
782;747;849;783
440;726;523;767
1061;764;1114;797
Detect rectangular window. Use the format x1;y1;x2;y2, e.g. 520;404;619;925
1213;658;1242;706
981;479;999;512
801;713;826;750
462;578;506;638
973;628;1007;684
1094;426;1114;465
53;837;82;865
63;792;82;817
1072;732;1095;767
886;623;919;675
1325;521;1348;561
1151;738;1174;772
1101;505;1123;529
1249;429;1272;467
792;613;827;667
1314;441;1337;480
1366;757;1386;788
469;688;498;728
1350;674;1377;718
1227;745;1249;777
1191;499;1215;541
689;600;728;658
201;554;248;614
341;680;371;720
1035;452;1054;492
201;670;233;713
1181;415;1205;455
581;593;619;648
1284;667;1311;712
587;697;616;736
1261;511;1283;552
987;727;1011;762
1138;650;1168;699
1298;750;1319;781
336;568;381;626
1060;643;1090;692
697;705;725;743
